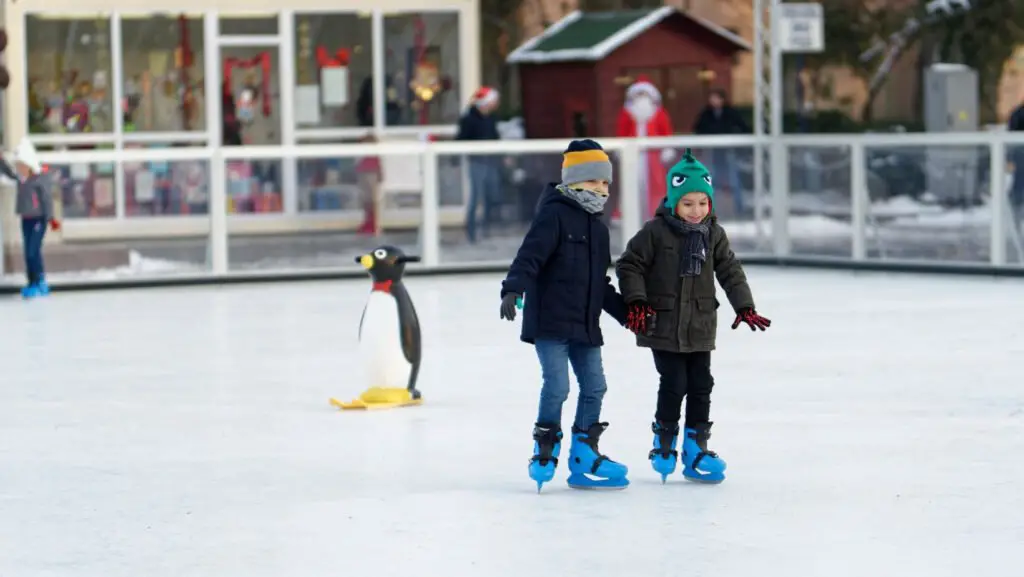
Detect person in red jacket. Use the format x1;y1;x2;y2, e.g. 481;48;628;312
615;76;676;218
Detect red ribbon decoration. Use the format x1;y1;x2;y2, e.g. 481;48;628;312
315;47;350;68
223;53;272;117
372;280;393;293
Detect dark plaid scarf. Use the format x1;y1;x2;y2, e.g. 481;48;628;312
661;214;710;277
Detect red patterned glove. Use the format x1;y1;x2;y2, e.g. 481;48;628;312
626;302;656;336
49;219;61;231
731;308;771;331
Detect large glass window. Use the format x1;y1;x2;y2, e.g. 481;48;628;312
26;15;114;135
383;12;461;127
293;13;373;131
120;14;206;134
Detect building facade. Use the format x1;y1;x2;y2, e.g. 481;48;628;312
0;0;479;247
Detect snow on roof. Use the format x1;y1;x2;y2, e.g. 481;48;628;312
507;7;751;64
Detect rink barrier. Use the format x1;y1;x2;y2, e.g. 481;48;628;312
4;257;1024;296
3;131;1024;290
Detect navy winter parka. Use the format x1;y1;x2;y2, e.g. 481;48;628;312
500;184;628;346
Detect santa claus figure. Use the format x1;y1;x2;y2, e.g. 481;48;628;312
615;76;675;217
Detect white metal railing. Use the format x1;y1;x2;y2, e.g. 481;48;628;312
8;131;1024;279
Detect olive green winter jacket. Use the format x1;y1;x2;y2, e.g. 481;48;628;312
615;208;754;353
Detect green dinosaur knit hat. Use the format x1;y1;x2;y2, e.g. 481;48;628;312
665;148;714;210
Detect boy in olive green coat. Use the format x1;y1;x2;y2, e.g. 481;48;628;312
616;148;771;484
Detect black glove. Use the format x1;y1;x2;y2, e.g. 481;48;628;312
500;292;521;321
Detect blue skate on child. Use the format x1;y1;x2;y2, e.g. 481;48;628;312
528;424;562;492
681;422;726;484
567;422;629;490
649;421;680;483
21;284;40;299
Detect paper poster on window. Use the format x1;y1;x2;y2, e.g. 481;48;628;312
294;85;321;124
70;163;90;180
134;170;156;203
94;178;115;209
321;67;349;106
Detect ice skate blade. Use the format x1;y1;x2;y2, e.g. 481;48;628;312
329;387;422;411
567;473;629;490
683;471;725;484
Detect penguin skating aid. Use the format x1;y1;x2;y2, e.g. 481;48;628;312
330;246;424;411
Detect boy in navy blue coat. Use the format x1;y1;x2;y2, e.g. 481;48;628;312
499;139;631;491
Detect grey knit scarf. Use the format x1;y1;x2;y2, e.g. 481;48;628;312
557;184;608;214
661;214;710;277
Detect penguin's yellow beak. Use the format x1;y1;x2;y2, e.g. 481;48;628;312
359;254;374;269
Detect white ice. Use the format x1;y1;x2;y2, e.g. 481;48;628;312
1;269;1022;577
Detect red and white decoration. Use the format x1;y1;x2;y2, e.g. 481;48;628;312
615;75;675;217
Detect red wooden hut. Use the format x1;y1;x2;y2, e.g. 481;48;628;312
507;7;750;139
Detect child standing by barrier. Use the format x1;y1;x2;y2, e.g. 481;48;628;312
616;149;770;484
499;139;630;492
1;139;60;298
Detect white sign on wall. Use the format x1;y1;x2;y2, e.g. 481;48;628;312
776;3;824;53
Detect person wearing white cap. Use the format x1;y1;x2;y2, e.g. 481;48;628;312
0;138;61;298
456;86;502;243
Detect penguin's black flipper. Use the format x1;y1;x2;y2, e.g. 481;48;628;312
392;283;422;391
358;303;367;339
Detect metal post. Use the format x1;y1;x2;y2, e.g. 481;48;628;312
752;0;766;247
279;10;298;216
618;140;642;247
420;146;440;267
850;142;867;260
769;0;789;256
209;149;229;274
371;10;386;136
110;13;126;220
990;138;1006;265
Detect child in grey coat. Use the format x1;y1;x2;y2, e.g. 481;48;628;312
1;139;60;298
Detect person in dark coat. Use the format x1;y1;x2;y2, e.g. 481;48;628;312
616;149;770;485
692;89;749;215
456;87;502;243
1008;101;1024;215
498;139;630;491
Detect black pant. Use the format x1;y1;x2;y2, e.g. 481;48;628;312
652;350;714;427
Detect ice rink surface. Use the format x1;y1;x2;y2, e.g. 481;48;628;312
2;268;1022;577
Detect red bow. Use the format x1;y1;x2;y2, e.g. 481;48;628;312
372;280;393;293
316;47;350;68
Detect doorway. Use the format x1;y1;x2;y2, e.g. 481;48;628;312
216;19;287;215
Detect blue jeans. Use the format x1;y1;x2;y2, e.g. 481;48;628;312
21;217;47;285
710;149;745;214
467;161;499;242
534;339;608;431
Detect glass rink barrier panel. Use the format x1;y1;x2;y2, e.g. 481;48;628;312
220;143;428;272
433;140;629;266
862;143;991;263
643;142;769;256
999;142;1024;267
17;148;216;283
787;145;853;258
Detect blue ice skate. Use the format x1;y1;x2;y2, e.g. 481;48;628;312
681;422;726;484
36;277;50;296
528;424;562;492
566;422;629;490
649;421;679;483
21;284;40;299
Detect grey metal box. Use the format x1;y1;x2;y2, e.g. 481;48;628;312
923;64;980;204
